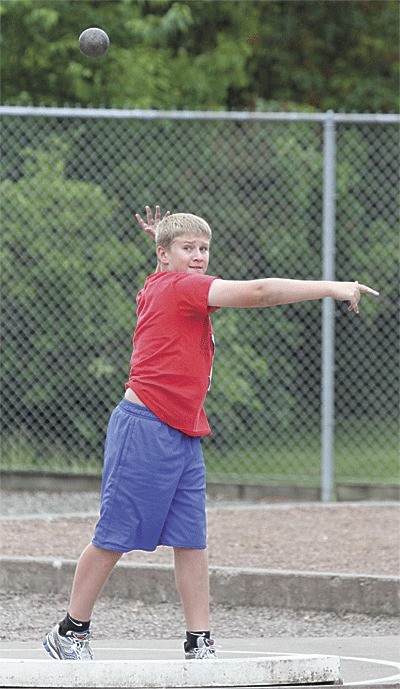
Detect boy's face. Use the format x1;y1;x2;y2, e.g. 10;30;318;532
157;235;210;274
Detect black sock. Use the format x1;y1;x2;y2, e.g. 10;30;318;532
185;630;210;650
58;613;91;637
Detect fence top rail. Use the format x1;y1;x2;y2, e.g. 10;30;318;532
1;105;399;124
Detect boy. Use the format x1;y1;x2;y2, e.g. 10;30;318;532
43;206;378;661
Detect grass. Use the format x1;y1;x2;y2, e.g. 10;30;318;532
204;420;399;485
0;436;102;476
1;421;398;486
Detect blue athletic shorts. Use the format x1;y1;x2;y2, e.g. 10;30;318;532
92;399;207;553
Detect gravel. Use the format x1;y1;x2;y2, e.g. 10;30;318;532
0;489;101;517
1;490;399;641
2;592;398;642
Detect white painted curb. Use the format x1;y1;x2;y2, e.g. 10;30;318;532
0;654;341;687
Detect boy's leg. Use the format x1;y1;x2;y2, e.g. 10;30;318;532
43;544;121;660
174;547;217;659
68;543;122;621
173;547;210;630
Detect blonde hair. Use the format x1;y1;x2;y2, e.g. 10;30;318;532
156;213;212;250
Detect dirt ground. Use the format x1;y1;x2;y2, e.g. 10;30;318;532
1;499;399;575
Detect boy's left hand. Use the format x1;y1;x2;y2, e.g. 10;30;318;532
135;205;170;241
332;281;379;314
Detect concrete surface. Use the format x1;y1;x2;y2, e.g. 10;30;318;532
1;556;398;616
0;654;342;688
0;636;399;688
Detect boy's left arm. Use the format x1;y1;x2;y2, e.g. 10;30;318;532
208;278;379;314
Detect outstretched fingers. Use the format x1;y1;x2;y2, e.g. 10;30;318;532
135;205;171;241
146;205;157;224
146;205;170;225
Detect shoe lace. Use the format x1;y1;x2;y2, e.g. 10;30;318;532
192;638;219;659
68;631;92;660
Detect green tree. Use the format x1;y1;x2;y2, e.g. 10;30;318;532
1;0;398;112
1;142;146;467
334;124;399;421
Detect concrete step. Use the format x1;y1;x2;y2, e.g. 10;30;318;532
0;654;341;688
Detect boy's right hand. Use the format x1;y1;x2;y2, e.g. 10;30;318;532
135;205;170;241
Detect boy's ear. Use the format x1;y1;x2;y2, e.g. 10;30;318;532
156;245;169;265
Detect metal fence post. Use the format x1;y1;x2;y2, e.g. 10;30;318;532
321;111;337;501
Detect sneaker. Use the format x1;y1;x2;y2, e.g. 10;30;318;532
184;636;218;659
43;623;94;660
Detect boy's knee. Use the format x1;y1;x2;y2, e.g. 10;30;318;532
173;546;207;553
91;543;123;561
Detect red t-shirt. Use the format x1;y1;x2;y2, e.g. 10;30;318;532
125;271;219;437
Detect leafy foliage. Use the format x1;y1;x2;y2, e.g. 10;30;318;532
1;1;397;479
2;143;144;457
1;0;398;112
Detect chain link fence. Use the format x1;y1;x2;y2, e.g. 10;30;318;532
1;107;399;496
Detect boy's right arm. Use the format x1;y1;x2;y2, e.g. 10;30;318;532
208;278;379;314
135;205;170;273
